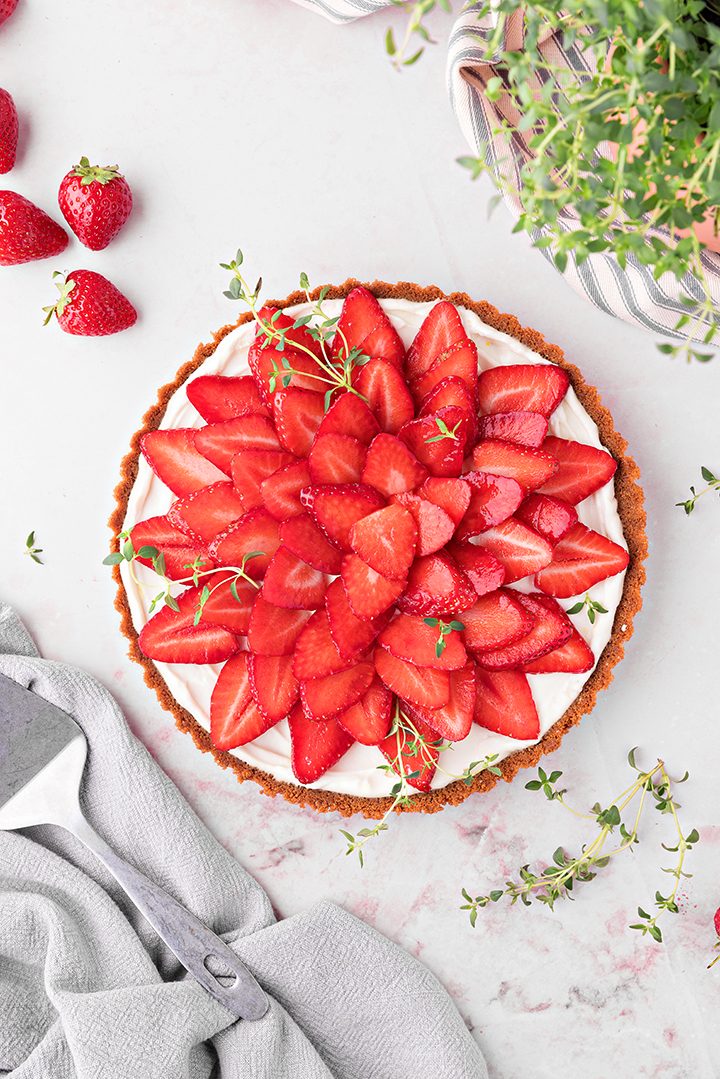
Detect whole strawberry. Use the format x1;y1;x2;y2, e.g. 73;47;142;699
0;191;68;265
58;157;133;250
0;0;18;26
43;270;137;336
0;88;18;173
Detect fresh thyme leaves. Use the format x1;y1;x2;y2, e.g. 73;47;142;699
566;592;608;625
422;616;466;657
24;531;43;564
385;0;451;70
424;416;463;444
461;749;697;941
676;466;720;513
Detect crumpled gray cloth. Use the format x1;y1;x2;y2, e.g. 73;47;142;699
0;603;487;1079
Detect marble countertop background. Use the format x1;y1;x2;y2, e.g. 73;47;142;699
1;1;719;1075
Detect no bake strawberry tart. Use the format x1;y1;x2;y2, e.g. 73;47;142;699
110;280;645;819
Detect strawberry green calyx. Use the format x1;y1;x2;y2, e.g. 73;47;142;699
71;157;124;186
42;271;76;325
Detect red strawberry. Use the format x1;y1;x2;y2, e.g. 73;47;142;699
197;571;257;635
308;433;367;485
389;492;456;557
536;436;618;504
43;270;136;336
515;492;578;544
374;646;450;708
398;407;468;478
352;359;415;434
332;286;405;369
418;376;479;442
325;577;391;658
378;612;467;671
140;429;228;497
476;410;548;448
210;653;273;751
279;512;344;574
207;507;281;576
473;668;540;739
409;340;478;405
302;483;385;551
472;440;558;491
129;515;214;581
271;388;325;457
349;503;417;580
58;158;133;250
378;712;440;791
404;660;476;742
0;191;68;265
0;0;18;26
261;458;311;520
534;522;629;597
341;552;406;620
397;551;477;617
287;704;356;784
361;433;428;498
247;594;313;655
168;481;246;542
254;305;323;359
247;652;299;720
521;623;594;674
337;675;393;744
301;659;376;720
138;586;239;664
477;364;569;417
445;542;506;597
186;374;270;423
194;414;282;475
470;517;554;583
473;591;573;669
454;472;524;540
230;449;296;510
248;340;326;404
416;476;472;526
316;392;380;444
405;300;468;383
261;546;327;609
461;589;534;652
0;88;18;173
293;609;353;679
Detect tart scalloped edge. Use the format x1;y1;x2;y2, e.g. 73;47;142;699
108;279;647;820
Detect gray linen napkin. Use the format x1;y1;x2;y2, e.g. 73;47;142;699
0;603;487;1079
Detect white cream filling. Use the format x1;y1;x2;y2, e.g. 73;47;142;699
120;298;627;797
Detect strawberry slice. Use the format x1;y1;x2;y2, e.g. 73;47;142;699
521;622;595;674
308;433;368;485
336;675;393;744
247;652;300;720
536;436;618;504
210;652;274;751
130;515;214;581
352;359;415;434
515;492;578;544
138;586;239;664
461;589;534;652
374;647;450;709
301;659;376;720
341;552;406;620
207;507;281;576
445;542;506;597
194;414;282;475
261;458;311;520
404;660;476;742
378;612;467;671
361;433;428;498
198;570;257;635
261;546;327;609
534;522;629;597
140;429;227;497
397;551;477;617
397;407;468;478
389;492;456;557
454;472;524;540
255;305;323;358
473;591;573;669
325;577;391;658
168;481;247;541
279;513;343;574
186;374;270;423
294;609;354;679
332;286;405;370
246;594;313;655
248;340;326;404
349;503;417;580
316;392;380;445
470;517;553;583
410;340;478;405
473;668;540;739
302;483;385;551
271;388;325;457
477;363;569;417
230;449;297;511
476;410;548;448
287;704;356;784
405;300;468;383
418;376;479;443
472;440;558;492
378;712;440;791
416;476;472;526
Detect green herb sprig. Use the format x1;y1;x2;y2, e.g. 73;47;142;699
566;592;609;625
385;0;452;70
24;531;43;565
423;416;463;444
676;465;720;513
422;616;466;657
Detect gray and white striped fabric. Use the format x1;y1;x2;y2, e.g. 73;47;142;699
289;0;720;345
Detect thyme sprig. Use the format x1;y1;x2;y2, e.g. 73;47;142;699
566;592;608;625
461;750;698;942
676;465;720;513
385;0;451;70
424;416;463;443
422;616;466;657
24;530;43;565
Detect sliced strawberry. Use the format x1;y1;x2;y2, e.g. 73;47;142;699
301;659;375;720
247;652;300;720
279;513;343;574
210;653;275;750
418;376;479;443
476;410;548;448
230;449;297;511
374;647;450;709
361;433;428;498
271;388;325;457
469;517;553;583
445;542;506;597
515;492;578;544
534;522;629;597
378;712;440;791
349;503;417;580
461;589;534;652
247;594;313;655
140;429;227;497
378;612;466;671
186;374;270;423
472;440;558;491
332;287;405;369
138;587;239;664
287;704;356;784
397;407;468;478
255;305;323;358
130;516;214;581
416;476;472;526
302;483;385;551
536;436;618;504
207;507;281;576
473;668;540;739
410;340;478;405
316;392;380;445
293;609;353;679
198;570;257;635
336;675;393;745
194;414;282;475
341;552;406;620
261;458;312;520
325;577;391;658
352;359;415;434
521;622;594;674
389;492;456;557
397;551;477;617
168;481;247;541
477;363;569;417
404;660;476;742
473;591;573;669
454;471;524;540
261;546;327;609
405;300;468;383
248;340;326;404
308;433;367;485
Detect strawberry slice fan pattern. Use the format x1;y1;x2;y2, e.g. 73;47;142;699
110;282;646;818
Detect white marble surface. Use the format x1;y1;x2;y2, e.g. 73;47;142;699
1;1;720;1076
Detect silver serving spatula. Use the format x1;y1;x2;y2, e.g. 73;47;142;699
0;672;268;1020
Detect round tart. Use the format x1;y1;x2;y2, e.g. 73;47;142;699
110;280;646;819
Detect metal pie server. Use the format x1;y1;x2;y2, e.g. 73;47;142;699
0;672;268;1020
